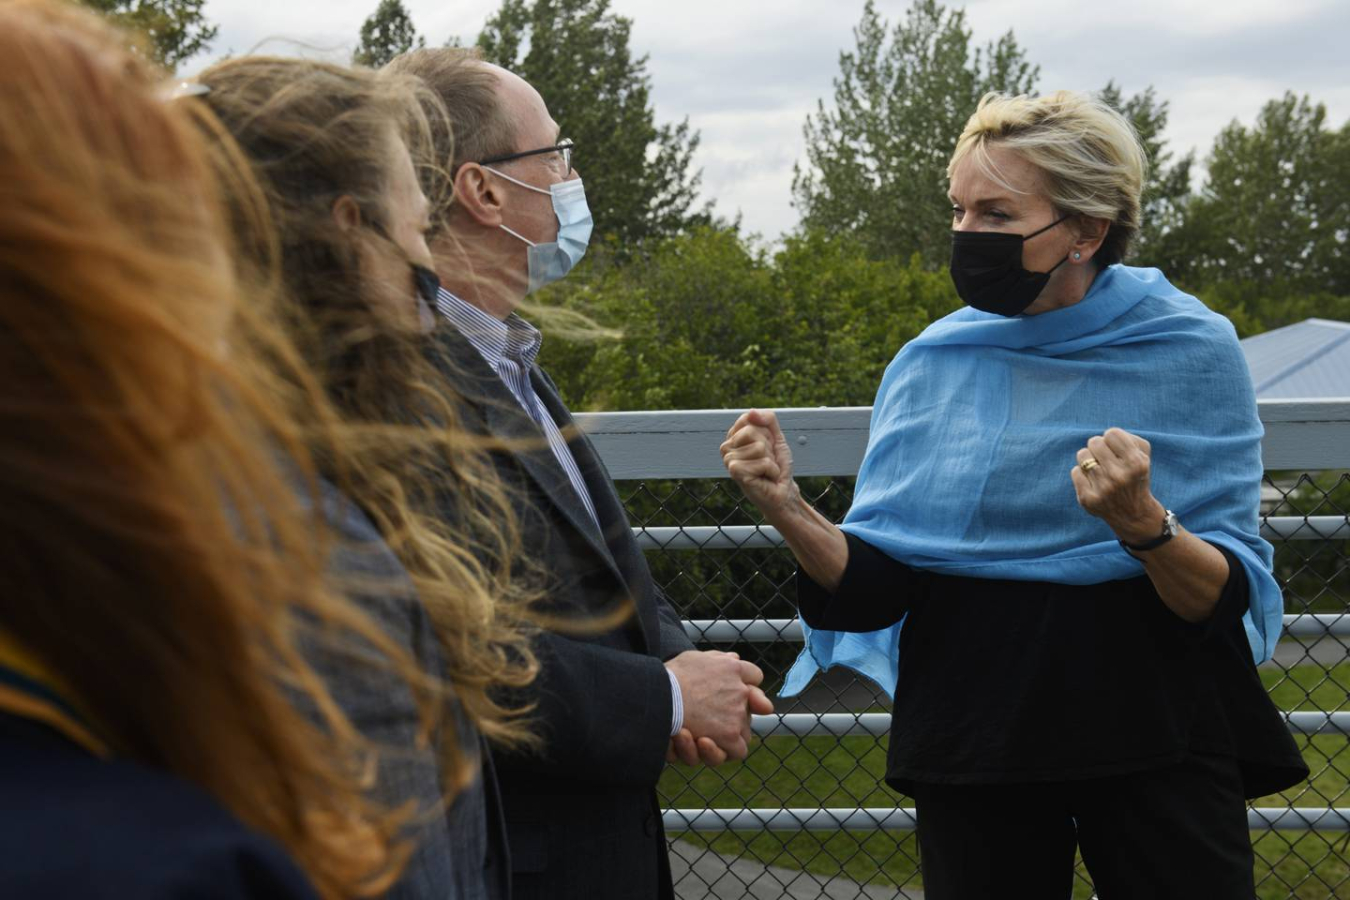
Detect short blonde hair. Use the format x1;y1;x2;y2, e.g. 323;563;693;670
948;91;1146;267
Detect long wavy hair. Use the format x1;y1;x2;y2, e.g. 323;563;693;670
196;57;542;750
0;2;447;896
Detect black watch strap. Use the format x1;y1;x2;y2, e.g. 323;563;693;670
1119;510;1179;553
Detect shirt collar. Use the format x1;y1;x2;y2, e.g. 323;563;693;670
0;629;109;757
436;288;542;370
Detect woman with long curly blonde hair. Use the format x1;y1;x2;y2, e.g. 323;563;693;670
195;55;547;900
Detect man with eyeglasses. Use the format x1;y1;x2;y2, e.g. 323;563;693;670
386;48;773;900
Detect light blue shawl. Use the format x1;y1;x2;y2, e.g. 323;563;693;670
782;265;1283;699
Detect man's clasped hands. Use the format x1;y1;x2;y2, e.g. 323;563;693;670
665;650;775;766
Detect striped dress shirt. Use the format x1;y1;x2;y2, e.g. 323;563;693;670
435;288;601;531
437;288;684;737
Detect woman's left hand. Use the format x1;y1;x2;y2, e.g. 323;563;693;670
1071;427;1167;545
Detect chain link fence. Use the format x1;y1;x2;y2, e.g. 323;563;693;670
582;407;1350;900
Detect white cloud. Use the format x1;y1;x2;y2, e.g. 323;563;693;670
187;0;1350;239
961;0;1342;38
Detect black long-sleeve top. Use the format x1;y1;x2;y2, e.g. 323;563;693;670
798;534;1308;799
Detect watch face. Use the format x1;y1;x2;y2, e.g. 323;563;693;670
1163;510;1180;536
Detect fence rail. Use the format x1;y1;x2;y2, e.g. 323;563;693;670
681;614;1350;643
580;400;1350;899
737;711;1350;740
660;807;1350;833
634;517;1350;552
574;399;1350;479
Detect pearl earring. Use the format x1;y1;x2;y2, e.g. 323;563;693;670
1073;252;1082;260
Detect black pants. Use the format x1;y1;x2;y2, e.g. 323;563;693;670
908;753;1256;899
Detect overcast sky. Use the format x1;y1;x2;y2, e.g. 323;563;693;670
186;0;1350;241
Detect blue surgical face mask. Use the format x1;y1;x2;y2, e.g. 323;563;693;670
486;167;593;293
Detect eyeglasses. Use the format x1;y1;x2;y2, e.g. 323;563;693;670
480;141;574;173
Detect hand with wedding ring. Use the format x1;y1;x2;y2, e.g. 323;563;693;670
1070;427;1167;546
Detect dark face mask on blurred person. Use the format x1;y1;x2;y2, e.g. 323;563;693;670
366;218;440;333
949;214;1071;317
412;262;440;308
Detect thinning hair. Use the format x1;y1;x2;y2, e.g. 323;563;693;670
949;91;1147;267
385;47;519;184
384;48;621;342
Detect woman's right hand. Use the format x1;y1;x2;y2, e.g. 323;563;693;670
723;409;850;591
721;409;798;518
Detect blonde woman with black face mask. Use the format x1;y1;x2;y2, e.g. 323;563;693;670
723;91;1309;899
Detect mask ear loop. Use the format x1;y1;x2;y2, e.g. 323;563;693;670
498;224;538;247
1027;213;1075;275
482;165;552;196
364;217;428;267
1024;213;1073;241
484;168;553;250
361;216;440;309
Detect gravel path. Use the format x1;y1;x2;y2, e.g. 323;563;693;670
670;840;922;900
1268;636;1349;668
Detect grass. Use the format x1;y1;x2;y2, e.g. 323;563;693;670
1252;662;1350;900
659;662;1350;899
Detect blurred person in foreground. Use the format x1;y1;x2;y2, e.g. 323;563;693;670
0;2;435;897
722;91;1308;899
386;47;774;900
196;56;542;900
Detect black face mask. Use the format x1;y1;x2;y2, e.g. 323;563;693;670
412;263;440;308
366;218;441;327
949;215;1071;317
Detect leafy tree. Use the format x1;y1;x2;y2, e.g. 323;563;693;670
1097;81;1193;266
536;226;959;626
1193;279;1350;338
541;227;957;412
1160;93;1350;296
792;0;1038;266
477;0;709;246
82;0;217;69
354;0;425;68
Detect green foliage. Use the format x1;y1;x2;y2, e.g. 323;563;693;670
1158;93;1350;297
477;0;708;246
81;0;216;69
1193;280;1350;339
1098;81;1194;267
354;0;425;68
1265;472;1350;615
534;227;960;627
792;0;1038;265
539;226;959;412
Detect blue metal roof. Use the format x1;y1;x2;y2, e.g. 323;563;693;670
1241;318;1350;400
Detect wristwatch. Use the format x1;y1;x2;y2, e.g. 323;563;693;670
1119;509;1180;553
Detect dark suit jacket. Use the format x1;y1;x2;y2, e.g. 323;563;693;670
430;325;694;900
0;713;320;900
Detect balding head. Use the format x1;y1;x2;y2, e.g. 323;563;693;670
384;48;519;180
387;50;574;315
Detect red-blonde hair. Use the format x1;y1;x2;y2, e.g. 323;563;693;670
0;1;434;895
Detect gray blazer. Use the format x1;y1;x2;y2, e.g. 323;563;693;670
307;476;509;900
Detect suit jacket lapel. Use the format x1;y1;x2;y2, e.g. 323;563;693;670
430;326;629;593
531;366;661;654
